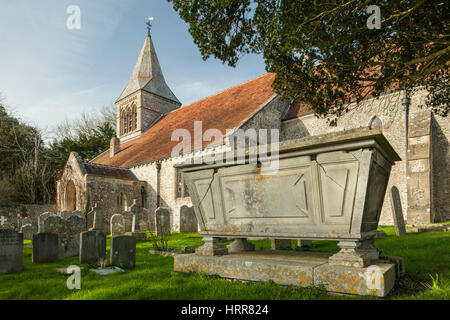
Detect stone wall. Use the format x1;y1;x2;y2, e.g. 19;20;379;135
0;204;55;231
86;176;146;233
281;90;407;225
280;88;449;225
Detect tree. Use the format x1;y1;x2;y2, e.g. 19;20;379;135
49;105;116;169
0;103;54;204
168;0;449;122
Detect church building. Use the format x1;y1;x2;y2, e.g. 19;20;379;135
56;31;450;233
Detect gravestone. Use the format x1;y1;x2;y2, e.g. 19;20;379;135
123;211;134;232
110;235;136;269
0;215;13;230
155;207;170;236
0;230;23;274
22;217;32;227
59;211;71;219
42;215;86;258
179;205;198;233
61;210;83;220
38;212;56;233
32;233;59;263
129;200;147;240
21;224;34;240
390;186;406;236
271;239;292;250
79;230;106;264
111;214;125;236
87;209;95;229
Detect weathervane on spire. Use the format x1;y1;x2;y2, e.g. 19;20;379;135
147;17;154;36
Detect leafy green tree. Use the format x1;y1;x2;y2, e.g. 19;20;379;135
168;0;449;122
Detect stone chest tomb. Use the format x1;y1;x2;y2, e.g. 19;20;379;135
174;128;403;297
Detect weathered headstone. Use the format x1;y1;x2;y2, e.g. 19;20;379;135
390;186;406;236
111;214;125;236
79;230;106;264
110;235;136;269
0;230;23;274
129;200;147;240
32;233;59;263
155;207;170;236
22;217;32;227
271;239;292;250
38;212;56;233
42;214;86;258
0;215;13;230
179;205;198;233
61;210;83;220
21;224;34;240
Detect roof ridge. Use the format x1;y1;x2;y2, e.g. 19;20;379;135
174;73;274;112
85;162;131;171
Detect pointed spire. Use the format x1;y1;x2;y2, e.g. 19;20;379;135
117;34;180;104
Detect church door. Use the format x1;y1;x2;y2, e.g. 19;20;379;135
65;180;77;211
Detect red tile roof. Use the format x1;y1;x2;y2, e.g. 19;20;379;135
283;101;312;120
93;73;277;168
84;163;137;180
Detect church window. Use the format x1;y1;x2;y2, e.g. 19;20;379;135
176;169;190;198
132;104;137;130
369;116;383;131
117;192;127;211
127;107;132;132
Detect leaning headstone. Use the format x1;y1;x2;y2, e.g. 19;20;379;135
21;224;34;241
271;239;292;250
390;186;406;236
110;235;136;269
155;207;170;237
38;212;56;233
179;205;198;233
32;233;59;263
111;214;125;236
0;230;23;274
79;230;106;264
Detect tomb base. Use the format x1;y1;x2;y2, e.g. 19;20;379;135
174;250;397;297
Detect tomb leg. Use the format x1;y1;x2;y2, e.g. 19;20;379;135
227;238;255;253
196;236;228;256
328;239;381;268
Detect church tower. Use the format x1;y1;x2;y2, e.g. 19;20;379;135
116;27;181;141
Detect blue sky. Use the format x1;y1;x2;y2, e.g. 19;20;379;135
0;0;266;137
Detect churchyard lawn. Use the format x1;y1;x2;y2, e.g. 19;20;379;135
0;226;448;300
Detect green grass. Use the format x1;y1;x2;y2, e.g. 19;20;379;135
0;227;448;300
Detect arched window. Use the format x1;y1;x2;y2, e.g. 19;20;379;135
120;110;124;135
65;180;77;211
127;107;132;132
132;104;137;130
117;192;127;211
369;116;383;131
